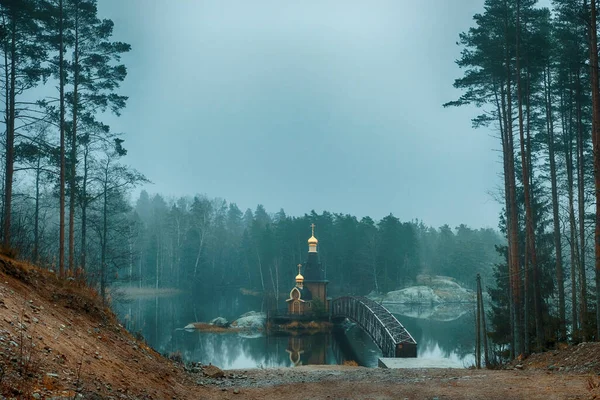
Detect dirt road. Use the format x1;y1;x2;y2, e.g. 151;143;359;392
191;365;600;400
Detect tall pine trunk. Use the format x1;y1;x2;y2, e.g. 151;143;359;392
588;0;600;340
69;0;81;272
80;141;90;270
100;164;108;302
544;64;566;340
564;80;580;337
495;79;516;357
504;0;523;356
3;12;16;249
515;0;543;349
58;0;66;278
33;155;41;264
575;70;588;337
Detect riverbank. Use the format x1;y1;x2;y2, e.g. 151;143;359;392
0;254;598;399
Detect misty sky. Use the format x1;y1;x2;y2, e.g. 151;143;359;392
97;0;504;229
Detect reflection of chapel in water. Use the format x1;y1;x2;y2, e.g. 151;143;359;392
285;224;330;316
285;335;329;366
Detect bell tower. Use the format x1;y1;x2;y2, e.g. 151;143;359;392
302;224;329;312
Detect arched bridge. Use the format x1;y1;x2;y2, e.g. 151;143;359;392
331;296;417;358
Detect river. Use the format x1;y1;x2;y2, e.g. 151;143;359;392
113;288;476;369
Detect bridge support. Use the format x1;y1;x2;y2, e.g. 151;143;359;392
395;342;417;357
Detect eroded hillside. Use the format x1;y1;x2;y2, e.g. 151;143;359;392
0;255;198;399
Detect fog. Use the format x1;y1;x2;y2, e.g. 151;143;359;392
98;0;501;228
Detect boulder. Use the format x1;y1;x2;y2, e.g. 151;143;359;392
209;317;229;327
231;311;266;329
203;364;225;379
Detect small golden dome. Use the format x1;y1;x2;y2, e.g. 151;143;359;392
295;273;304;282
308;235;318;245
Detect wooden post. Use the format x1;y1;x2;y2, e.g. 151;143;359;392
475;274;481;369
478;274;489;367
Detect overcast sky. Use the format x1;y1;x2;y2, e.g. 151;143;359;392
96;0;504;229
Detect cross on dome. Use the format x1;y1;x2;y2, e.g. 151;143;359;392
295;264;304;283
308;224;318;248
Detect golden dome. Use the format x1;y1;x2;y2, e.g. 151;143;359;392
295;273;304;282
308;235;318;245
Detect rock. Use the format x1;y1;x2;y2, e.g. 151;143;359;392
231;311;266;329
209;317;229;327
367;275;476;306
233;388;240;394
203;364;225;379
515;364;523;370
183;323;196;330
32;393;41;399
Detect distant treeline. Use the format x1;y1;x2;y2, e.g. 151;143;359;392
129;191;503;297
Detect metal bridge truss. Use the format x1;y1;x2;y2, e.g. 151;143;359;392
331;296;417;358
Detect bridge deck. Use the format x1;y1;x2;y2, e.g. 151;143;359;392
331;296;417;358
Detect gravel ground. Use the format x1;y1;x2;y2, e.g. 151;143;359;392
189;365;600;399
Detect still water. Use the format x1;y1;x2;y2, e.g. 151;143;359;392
113;289;475;369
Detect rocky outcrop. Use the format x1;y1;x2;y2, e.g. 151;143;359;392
209;317;229;327
368;276;475;305
230;311;266;329
184;312;264;331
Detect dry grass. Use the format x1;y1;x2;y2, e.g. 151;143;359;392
275;320;333;332
0;245;18;259
0;256;112;325
306;321;333;330
343;360;359;367
285;321;301;329
190;323;241;333
557;342;570;350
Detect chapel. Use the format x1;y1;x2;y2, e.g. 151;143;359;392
285;224;330;315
